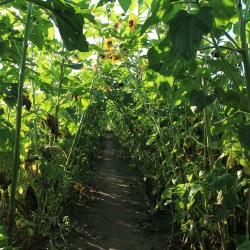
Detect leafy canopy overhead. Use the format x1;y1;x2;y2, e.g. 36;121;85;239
28;0;89;52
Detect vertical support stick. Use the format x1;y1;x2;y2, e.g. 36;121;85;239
7;2;32;242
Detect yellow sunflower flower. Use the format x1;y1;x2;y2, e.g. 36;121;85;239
128;14;137;32
104;37;114;50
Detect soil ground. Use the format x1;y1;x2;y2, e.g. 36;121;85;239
68;132;168;250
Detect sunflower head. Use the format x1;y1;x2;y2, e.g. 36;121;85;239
71;54;79;62
104;37;114;50
114;20;122;30
128;15;137;32
100;53;107;60
108;49;114;59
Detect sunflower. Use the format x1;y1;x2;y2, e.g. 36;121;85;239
71;53;79;62
108;49;114;60
104;37;114;50
128;14;137;32
100;52;107;60
103;86;108;92
114;20;122;30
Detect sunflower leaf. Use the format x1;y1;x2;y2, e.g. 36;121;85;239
97;0;115;7
28;0;88;52
140;0;172;35
119;0;131;13
238;125;250;151
168;7;213;60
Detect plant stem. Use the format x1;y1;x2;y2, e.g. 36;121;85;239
65;106;90;168
239;0;250;111
31;47;38;155
246;188;250;239
55;47;65;121
7;2;32;242
192;218;206;250
203;79;214;169
218;222;228;250
220;29;240;49
66;50;101;168
210;32;248;111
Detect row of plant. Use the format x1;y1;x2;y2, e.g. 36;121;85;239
106;0;250;249
0;0;110;248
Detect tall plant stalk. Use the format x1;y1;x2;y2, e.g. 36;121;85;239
65;107;90;168
202;78;214;169
7;2;32;242
31;47;38;155
238;0;250;111
55;47;65;121
66;51;101;169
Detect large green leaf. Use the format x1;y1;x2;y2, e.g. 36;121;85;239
213;204;228;222
206;173;233;190
81;9;97;24
40;162;64;181
168;7;213;60
188;89;215;113
29;16;53;49
238;125;250;151
0;119;15;151
237;240;250;250
140;0;172;35
63;63;83;70
209;0;236;26
147;36;172;73
118;0;131;13
97;0;115;7
27;0;88;52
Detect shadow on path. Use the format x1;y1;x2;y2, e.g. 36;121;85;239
69;132;166;250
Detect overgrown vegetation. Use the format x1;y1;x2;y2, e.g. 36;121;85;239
1;0;250;249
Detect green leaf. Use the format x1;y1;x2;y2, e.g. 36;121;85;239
161;187;173;199
40;163;64;181
168;7;213;60
140;0;172;35
40;82;57;94
119;0;131;13
238;125;250;150
206;173;233;190
0;119;15;150
213;204;228;222
222;191;238;209
97;0;115;7
28;0;88;52
63;63;83;70
29;16;53;49
188;89;215;113
237;240;250;250
146;133;157;146
0;107;4;116
68;121;78;135
209;0;236;26
147;36;171;73
27;228;34;237
81;9;97;24
3;96;17;107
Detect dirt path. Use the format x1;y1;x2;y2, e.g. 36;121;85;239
68;133;167;250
